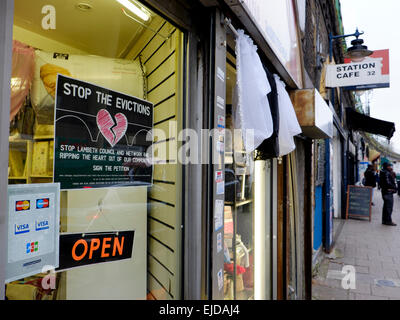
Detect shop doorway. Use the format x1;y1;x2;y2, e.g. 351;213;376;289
208;11;277;300
5;0;185;300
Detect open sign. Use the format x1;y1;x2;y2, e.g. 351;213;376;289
58;231;135;271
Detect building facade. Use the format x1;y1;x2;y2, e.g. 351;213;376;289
302;0;362;262
0;0;362;301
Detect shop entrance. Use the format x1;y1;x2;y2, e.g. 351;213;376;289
208;11;278;300
5;0;185;300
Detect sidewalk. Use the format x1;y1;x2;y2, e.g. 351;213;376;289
313;189;400;300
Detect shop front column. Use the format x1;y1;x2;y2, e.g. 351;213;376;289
0;0;14;300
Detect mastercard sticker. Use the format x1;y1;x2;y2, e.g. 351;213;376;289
15;200;30;211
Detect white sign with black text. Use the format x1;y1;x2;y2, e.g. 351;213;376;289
326;58;388;88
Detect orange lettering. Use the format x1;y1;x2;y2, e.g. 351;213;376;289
72;239;88;261
112;236;125;256
101;237;111;258
89;238;101;259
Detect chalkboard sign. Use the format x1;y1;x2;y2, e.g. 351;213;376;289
346;185;372;221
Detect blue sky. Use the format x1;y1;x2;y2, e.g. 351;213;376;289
340;0;400;151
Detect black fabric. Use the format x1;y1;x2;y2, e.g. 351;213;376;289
360;138;365;151
380;169;397;195
224;168;239;203
256;66;279;158
382;193;394;224
364;168;376;188
346;107;396;139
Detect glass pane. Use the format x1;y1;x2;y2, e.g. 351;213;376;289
7;0;183;300
223;49;255;300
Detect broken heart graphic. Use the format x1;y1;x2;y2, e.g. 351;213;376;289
96;109;128;147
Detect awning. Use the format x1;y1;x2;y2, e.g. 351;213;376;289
369;151;381;162
360;131;400;161
346;107;396;140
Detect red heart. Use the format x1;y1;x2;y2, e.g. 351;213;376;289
96;109;128;147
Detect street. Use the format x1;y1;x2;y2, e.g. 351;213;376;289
313;189;400;300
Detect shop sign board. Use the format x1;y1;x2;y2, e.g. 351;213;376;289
57;231;135;271
6;183;60;283
290;89;333;139
238;0;304;88
326;49;390;90
54;75;153;190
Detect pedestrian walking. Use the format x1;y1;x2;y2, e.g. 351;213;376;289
364;164;377;205
380;162;397;226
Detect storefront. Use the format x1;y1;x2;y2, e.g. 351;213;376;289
205;0;316;300
1;0;197;300
0;0;317;301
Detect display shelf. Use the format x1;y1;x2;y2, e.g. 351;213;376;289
236;199;252;207
9;139;31;144
30;175;53;179
8;139;33;184
224;199;253;207
225;152;234;164
9;134;32;143
33;135;54;140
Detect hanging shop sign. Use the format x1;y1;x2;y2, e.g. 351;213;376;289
54;75;153;190
290;88;333;139
326;49;390;90
6;183;60;283
57;231;135;271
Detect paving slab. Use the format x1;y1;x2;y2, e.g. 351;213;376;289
355;294;389;300
313;189;400;300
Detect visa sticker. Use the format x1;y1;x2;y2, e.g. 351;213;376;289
15;223;30;235
35;220;50;231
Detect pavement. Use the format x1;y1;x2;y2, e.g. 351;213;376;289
312;188;400;300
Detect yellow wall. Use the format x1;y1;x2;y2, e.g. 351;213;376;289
13;25;88;54
12;15;184;300
128;20;183;301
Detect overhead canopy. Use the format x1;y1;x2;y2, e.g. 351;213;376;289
346;107;396;140
360;131;400;161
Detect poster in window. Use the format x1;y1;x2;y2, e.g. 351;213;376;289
54;75;153;190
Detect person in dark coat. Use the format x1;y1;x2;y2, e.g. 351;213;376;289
380;162;398;226
376;170;381;190
364;164;377;205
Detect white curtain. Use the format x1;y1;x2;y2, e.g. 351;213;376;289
235;29;273;153
274;74;302;156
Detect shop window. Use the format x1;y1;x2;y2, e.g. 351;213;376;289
223;45;256;300
222;32;277;300
6;0;183;300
